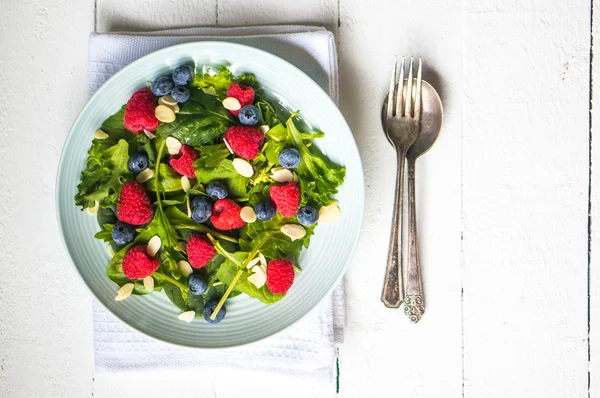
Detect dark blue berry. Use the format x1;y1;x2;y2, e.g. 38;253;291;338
111;222;136;245
206;181;228;199
151;76;174;96
203;299;226;324
238;105;260;126
188;274;208;296
191;196;213;223
171;86;190;103
128;152;149;173
278;148;301;169
172;64;194;86
297;205;318;226
255;200;276;221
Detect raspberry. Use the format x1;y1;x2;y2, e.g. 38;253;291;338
169;145;198;178
266;259;295;294
186;234;216;268
122;244;160;279
270;182;300;218
226;83;255;117
123;89;159;133
210;199;245;230
117;181;154;225
223;126;264;160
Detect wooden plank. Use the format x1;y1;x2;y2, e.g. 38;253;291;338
462;2;590;397
96;0;217;32
336;1;463;396
0;0;95;397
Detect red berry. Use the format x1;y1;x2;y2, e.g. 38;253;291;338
117;181;154;225
169;145;198;178
186;234;216;268
223;126;264;160
270;182;300;218
210;199;245;230
226;83;255;117
123;89;159;133
266;259;295;294
122;244;160;279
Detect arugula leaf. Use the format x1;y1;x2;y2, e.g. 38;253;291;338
194;158;250;198
192;65;234;100
234;73;256;87
256;101;281;127
75;139;132;209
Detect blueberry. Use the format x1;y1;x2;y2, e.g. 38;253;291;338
171;86;190;103
191;196;213;223
206;181;228;199
172;64;194;86
151;76;174;96
128;152;149;173
297;205;318;226
188;274;208;296
255;200;276;221
203;299;226;324
111;221;136;245
238;105;260;126
278;148;301;169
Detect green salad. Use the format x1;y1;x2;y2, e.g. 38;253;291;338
75;62;345;323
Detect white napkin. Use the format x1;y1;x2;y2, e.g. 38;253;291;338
88;26;344;385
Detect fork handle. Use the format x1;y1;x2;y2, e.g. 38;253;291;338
381;148;407;308
404;156;425;322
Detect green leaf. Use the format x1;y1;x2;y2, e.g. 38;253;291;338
144;164;183;193
217;260;284;304
157;114;229;147
198;143;231;168
194;158;250;198
192;65;234;100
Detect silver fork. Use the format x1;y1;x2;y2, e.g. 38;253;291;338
381;57;422;308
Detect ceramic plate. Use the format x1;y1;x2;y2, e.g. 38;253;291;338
57;41;364;348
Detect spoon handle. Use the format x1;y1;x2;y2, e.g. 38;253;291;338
381;148;407;308
404;157;425;322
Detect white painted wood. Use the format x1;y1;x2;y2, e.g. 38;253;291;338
0;1;95;397
462;1;590;397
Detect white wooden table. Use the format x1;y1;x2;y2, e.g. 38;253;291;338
0;0;596;396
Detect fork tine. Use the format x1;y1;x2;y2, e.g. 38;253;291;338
395;57;405;116
387;57;397;120
404;57;414;117
414;57;423;122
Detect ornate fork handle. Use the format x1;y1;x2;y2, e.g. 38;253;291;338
381;148;408;308
404;156;425;322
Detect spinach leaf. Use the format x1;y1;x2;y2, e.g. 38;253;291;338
157;114;228;147
144;164;182;193
192;65;234;100
194;158;250;198
217;260;284;304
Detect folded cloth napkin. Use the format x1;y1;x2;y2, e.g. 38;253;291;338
89;26;344;385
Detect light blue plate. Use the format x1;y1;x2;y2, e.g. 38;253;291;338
57;42;364;348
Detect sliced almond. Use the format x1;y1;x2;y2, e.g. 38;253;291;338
143;276;154;292
232;158;254;177
159;95;178;106
86;200;99;215
258;252;267;267
115;283;134;301
178;260;193;277
181;176;191;192
146;81;152;88
136;168;155;183
240;206;257;223
272;168;294;183
144;129;156;139
318;200;341;223
223;138;234;154
259;125;270;134
186;196;192;218
202;87;217;96
178;310;195;322
94;129;109;139
107;245;116;257
155;105;176;123
166;136;182;155
248;265;267;288
222;97;241;111
246;255;261;269
281;224;306;241
171;104;180;113
293;172;299;182
147;235;161;257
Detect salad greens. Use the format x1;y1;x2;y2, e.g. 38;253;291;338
75;63;345;323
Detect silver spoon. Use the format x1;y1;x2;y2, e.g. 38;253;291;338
381;79;443;321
